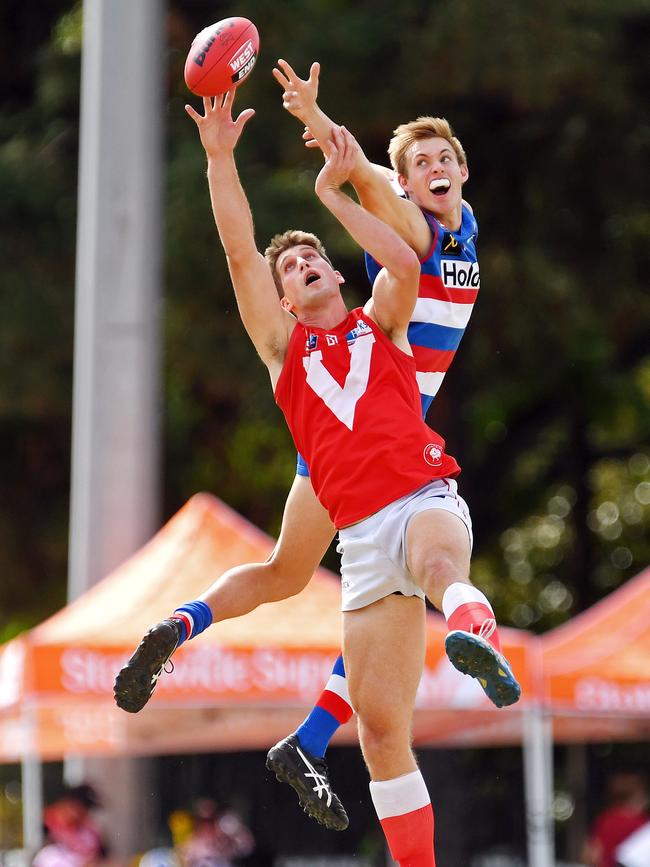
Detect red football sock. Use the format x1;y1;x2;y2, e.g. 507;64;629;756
370;771;436;866
381;803;435;866
442;583;501;652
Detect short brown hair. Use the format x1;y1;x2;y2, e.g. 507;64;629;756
388;116;467;177
264;229;332;292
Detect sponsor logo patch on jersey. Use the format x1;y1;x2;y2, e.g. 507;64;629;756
423;443;443;466
306;334;319;352
345;319;372;344
441;259;480;289
442;233;463;256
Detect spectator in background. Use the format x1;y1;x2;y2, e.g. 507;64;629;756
32;784;107;867
615;819;650;867
176;799;254;867
582;770;649;867
168;809;194;848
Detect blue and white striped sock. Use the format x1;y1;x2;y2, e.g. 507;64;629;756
295;655;353;757
170;600;213;646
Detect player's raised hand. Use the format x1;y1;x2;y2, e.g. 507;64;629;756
315;126;359;198
185;90;255;157
302;126;320;149
272;59;320;121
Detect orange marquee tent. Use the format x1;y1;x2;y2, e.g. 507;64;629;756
4;492;647;867
540;565;650;742
0;493;534;763
523;567;650;867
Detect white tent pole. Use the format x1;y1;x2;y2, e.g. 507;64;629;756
523;702;555;867
21;758;43;852
21;714;44;855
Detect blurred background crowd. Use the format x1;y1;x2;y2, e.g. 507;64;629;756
31;785;255;867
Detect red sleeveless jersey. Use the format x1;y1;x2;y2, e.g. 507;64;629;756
274;307;460;528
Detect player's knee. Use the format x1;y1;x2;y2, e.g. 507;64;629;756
263;553;312;600
358;714;408;765
416;550;467;601
357;702;407;749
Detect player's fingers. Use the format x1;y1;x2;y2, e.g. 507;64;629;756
308;62;320;86
272;66;290;89
323;134;338;158
235;108;256;131
341;126;359;162
330;125;345;151
344;142;357;168
340;125;358;155
337;133;350;163
277;58;297;82
336;132;354;170
282;91;299;111
184;104;203;124
222;89;236;111
304;139;320;149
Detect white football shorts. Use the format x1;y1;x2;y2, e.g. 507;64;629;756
337;477;473;611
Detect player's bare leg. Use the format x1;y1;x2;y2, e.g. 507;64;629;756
115;474;351;829
345;594;436;866
199;474;335;617
406;507;520;707
114;475;334;712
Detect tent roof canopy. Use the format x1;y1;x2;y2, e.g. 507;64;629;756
540;567;650;722
34;492;343;649
2;493;648;761
0;494;533;761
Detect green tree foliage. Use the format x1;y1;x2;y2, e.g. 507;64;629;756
1;0;649;637
0;0;81;635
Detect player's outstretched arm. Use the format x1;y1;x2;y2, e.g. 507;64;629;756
186;91;294;379
273;61;342;158
315;127;419;338
273;60;429;257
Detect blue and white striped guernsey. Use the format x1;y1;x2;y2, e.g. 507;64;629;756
295;203;478;477
365;202;479;417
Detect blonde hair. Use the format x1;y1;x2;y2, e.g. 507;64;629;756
264;229;332;293
388;116;467;177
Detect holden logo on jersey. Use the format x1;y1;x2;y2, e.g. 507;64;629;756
442;233;463;256
423;443;443;466
441;259;480;289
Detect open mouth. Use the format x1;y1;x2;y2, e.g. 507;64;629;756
429;178;451;197
304;271;320;286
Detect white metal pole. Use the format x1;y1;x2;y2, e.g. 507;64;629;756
523;703;555;867
68;0;163;602
21;709;44;855
21;757;43;853
66;0;164;856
